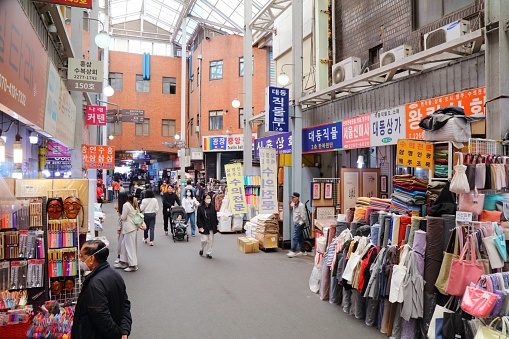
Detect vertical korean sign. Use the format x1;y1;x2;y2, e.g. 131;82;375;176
396;140;434;169
85;105;106;125
259;148;278;214
81;145;115;170
265;86;289;132
225;163;247;214
370;106;406;146
342;114;370;149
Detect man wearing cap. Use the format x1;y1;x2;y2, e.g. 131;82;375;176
287;192;307;257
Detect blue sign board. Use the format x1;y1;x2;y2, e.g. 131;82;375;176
254;132;292;158
265;86;289;132
137;154;152;160
302;121;343;153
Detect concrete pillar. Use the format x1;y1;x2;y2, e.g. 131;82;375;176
180;18;187;188
315;0;329;90
243;0;253;175
70;6;84;179
486;0;509;140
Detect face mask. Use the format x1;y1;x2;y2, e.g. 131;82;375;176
187;192;191;197
80;256;91;272
205;199;211;204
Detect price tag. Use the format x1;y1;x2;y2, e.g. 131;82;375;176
456;211;473;222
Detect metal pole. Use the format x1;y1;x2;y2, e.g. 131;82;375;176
243;0;253;175
180;18;187;189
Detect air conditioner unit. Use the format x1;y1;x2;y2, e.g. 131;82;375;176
424;20;470;51
331;57;361;84
380;44;413;67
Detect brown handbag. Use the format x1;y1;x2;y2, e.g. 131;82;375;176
435;228;459;295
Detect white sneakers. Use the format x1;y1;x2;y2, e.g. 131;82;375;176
114;263;128;269
150;241;154;246
124;266;138;272
287;251;307;258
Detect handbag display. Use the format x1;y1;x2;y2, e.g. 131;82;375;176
493;222;508;262
473;317;509;339
342;243;362;283
496;200;509;221
443;312;466;339
436;228;460;295
475;161;486;190
446;235;483;297
482;234;505;269
479;210;502;223
465;153;476;191
450;157;471;194
462;285;499;318
389;244;410;303
458;188;485;215
428;297;456;339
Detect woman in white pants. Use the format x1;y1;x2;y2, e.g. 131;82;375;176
118;194;143;271
197;193;218;259
114;192;128;265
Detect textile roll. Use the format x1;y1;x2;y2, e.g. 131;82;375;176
350;222;359;236
371;224;380;247
391;215;401;246
336;221;348;236
401;318;416;339
329;270;341;305
380;299;391;334
370;211;379;226
404;225;411;244
408;217;421;246
399;216;412;246
320;264;331;301
378;211;387;225
425;216;444;294
420;219;427;231
413;230;427;276
383;215;392;247
442;214;456;252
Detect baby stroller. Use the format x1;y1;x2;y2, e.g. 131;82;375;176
171;206;188;242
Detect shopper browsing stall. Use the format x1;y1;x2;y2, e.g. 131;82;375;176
287;192;307;258
72;239;132;339
182;189;199;236
140;189;159;246
197;193;218;259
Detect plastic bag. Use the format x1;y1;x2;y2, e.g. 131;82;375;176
309;266;321;293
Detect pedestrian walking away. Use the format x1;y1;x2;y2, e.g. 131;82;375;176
182;189;199;236
197;193;218;259
287;192;307;258
162;185;181;236
71;239;132;339
139;189;159;246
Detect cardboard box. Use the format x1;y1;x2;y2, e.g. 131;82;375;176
255;233;278;249
471;120;485;135
237;237;259;253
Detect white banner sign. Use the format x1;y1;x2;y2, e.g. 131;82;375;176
259;148;278;214
370;106;406;146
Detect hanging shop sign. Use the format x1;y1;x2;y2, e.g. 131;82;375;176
265;86;289;132
36;0;93;9
67;58;104;93
302;121;342;154
44;60;61;137
191;151;204;160
259;148;278;214
56;79;77;148
225;163;248;214
48;141;71;158
405;87;486;139
202;134;255;152
85;106;106;126
342;114;370;150
81;145;115;170
136;154;151;160
117;153;133;161
254;132;292;158
396;139;434;169
370;106;406;146
0;1;48;129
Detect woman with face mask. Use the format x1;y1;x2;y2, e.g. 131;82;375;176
182;189;199;236
197;193;218;259
118;194;140;272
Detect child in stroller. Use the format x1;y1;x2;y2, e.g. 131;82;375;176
171;206;188;242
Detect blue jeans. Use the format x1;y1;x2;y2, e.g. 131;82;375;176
291;223;305;252
143;213;156;241
185;212;196;235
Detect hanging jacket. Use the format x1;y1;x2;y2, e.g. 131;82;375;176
358;246;380;294
364;247;387;299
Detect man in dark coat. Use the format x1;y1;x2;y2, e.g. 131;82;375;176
162;185;181;235
71;240;132;339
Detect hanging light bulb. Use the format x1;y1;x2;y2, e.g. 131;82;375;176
231;98;241;108
95;31;112;49
277;72;290;86
13;122;22;164
103;84;114;97
175;134;180;140
108;134;114;140
29;131;38;144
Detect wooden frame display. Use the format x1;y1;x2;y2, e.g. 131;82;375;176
312;183;321;200
316;206;335;219
380;175;388;193
361;169;380;198
324;183;333;199
340;168;360;214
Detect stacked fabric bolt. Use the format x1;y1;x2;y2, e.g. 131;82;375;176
354;197;371;222
434;146;449;178
251;214;279;234
426;181;446;204
369;198;392;211
390;175;428;215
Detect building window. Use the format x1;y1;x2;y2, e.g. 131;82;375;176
136;74;150;92
109;72;123;91
209;60;223;80
135;119;150;136
239;56;254;76
209;110;223;130
107;121;122;135
414;0;474;28
239;108;245;129
162;119;176;137
162;77;176;94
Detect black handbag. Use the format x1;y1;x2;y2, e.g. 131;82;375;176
442;312;466;339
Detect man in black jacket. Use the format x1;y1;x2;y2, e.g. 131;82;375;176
72;239;132;339
162;185;181;235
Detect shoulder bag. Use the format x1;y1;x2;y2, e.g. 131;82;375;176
450;156;471;194
458;188;485;215
435;228;460;295
445;235;483;297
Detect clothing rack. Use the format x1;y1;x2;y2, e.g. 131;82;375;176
468;138;501;156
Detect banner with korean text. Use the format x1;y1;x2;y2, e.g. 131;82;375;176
342;114;370;149
85;106;106;125
225;163;247;214
259;148;278;214
265;86;289;132
254;132;292;158
370;106;406;146
405;87;486;139
302;121;342;153
82;145;115;170
397;140;434;169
